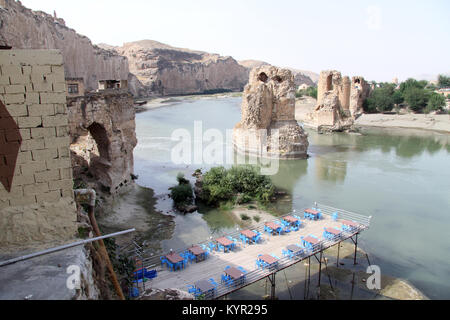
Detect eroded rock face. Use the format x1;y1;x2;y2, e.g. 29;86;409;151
0;0;129;91
311;70;371;131
233;66;309;159
107;40;249;97
67;91;137;194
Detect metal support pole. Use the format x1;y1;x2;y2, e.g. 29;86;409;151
337;241;340;268
353;233;358;265
268;273;276;300
318;250;323;288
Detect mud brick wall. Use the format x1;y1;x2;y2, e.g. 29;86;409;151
0;50;77;248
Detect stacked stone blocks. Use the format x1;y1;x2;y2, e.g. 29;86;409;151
0;50;74;210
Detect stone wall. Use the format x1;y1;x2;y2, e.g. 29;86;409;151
67;91;137;195
0;49;77;248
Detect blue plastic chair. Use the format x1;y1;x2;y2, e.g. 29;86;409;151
221;274;228;283
238;266;247;274
332;212;338;221
130;287;140;298
209;278;218;288
187;285;197;294
225;265;231;270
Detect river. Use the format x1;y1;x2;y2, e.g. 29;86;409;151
133;95;450;299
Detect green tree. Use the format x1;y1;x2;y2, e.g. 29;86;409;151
403;87;430;112
364;86;395;113
170;173;194;206
392;90;404;105
438;75;450;88
425;92;446;113
399;78;427;95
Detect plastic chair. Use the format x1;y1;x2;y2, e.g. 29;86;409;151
209;278;218;288
238;266;247;274
221;274;228;283
130;287;140;298
332;212;338;221
225;265;231;270
187;285;197;294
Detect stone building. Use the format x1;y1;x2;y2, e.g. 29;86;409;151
65;77;85;97
0;49;77;248
233;66;309;159
97;79;128;91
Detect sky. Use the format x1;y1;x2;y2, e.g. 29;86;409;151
20;0;450;82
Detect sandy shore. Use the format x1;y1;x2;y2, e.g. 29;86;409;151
354;113;450;133
295;97;450;133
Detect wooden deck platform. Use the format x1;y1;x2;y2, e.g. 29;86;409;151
131;204;371;299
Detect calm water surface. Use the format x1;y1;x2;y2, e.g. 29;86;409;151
134;96;450;299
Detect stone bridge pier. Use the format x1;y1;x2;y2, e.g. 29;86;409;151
67;91;137;195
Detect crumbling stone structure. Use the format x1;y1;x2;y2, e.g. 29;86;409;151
67;90;137;195
312;70;371;131
0;49;77;248
233;66;309;159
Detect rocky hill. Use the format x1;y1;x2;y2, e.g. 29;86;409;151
105;40;249;97
0;0;129;92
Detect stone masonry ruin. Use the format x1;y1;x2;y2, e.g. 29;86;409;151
67;90;137;195
233;66;309;159
311;70;371;131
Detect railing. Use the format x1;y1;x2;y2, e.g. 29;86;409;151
122;204;371;299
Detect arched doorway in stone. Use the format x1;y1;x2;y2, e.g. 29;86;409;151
326;75;333;91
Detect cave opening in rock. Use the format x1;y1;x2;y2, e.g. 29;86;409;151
273;75;283;83
354;79;361;84
258;72;269;83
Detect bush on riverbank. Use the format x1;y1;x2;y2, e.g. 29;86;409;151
170;173;194;208
197;166;275;207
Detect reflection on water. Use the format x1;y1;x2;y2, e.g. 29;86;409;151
134;96;450;299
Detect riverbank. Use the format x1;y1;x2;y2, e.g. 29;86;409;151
295;97;450;133
97;184;175;254
354;113;450;133
134;92;242;113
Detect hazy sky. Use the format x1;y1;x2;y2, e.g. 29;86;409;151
21;0;450;82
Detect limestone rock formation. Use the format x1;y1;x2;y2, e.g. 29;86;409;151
67;91;137;195
0;0;129;91
233;66;309;159
309;70;371;131
238;60;318;88
107;40;249;97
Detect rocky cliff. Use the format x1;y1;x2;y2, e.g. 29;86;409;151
105;40;249;97
0;0;129;92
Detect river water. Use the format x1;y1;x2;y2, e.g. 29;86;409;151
133;95;450;299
